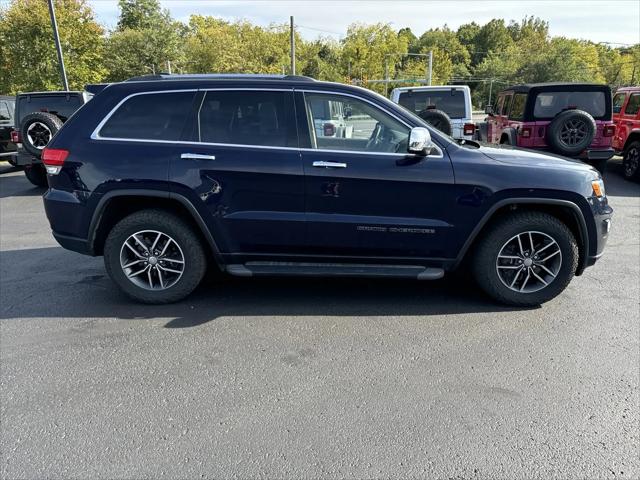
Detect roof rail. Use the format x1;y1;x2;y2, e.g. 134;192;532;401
124;73;316;82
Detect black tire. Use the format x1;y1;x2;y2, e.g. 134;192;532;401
418;108;453;136
590;158;608;175
23;163;48;187
499;134;513;145
104;210;207;304
20;112;63;158
622;141;640;181
472;211;579;307
546;109;596;156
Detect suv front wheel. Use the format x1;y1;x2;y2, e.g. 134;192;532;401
104;210;207;304
472;211;579;306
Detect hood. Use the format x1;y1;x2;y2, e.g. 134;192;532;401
479;144;598;173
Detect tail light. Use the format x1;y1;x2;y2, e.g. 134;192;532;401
42;147;69;174
10;130;20;143
520;127;532;138
603;125;615;137
463;123;475;136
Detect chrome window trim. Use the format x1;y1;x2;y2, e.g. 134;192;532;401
90;86;444;158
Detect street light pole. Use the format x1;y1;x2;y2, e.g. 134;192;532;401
47;0;69;91
427;50;433;86
290;16;296;75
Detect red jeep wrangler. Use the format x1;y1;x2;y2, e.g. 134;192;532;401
612;86;640;181
485;83;615;171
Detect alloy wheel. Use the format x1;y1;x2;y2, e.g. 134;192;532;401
496;231;562;293
624;147;639;177
26;121;52;149
119;230;185;290
559;119;588;147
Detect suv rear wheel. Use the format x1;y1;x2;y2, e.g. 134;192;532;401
24;163;48;187
622;141;640;181
472;211;578;306
104;210;207;304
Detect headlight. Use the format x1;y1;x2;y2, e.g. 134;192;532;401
591;179;605;198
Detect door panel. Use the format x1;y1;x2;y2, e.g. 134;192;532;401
300;91;456;259
169;89;305;256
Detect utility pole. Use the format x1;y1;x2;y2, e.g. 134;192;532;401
488;79;494;107
290;16;296;75
47;0;69;91
166;60;172;74
427;50;433;86
384;57;389;96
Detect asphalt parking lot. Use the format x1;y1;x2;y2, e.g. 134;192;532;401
1;159;638;479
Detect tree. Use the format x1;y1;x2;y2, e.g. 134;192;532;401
0;0;106;93
117;0;166;31
104;0;183;80
341;23;409;91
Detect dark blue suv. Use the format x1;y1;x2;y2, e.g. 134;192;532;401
41;74;612;306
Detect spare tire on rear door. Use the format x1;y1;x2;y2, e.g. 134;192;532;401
546;109;596;156
417;108;453;136
20;112;63;158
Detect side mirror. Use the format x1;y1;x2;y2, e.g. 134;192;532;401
484;105;494;115
344;106;352;119
407;127;433;156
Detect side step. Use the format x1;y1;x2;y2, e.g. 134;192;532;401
226;262;444;280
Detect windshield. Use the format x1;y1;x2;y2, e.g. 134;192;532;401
533;91;607;119
398;89;466;118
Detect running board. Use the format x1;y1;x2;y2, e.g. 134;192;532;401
226;262;444;280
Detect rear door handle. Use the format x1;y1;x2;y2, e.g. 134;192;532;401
181;153;216;161
313;161;347;168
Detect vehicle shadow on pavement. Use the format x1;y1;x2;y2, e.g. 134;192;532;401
605;159;640;197
0;247;531;328
0;173;45;199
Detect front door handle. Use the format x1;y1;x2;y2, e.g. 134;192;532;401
313;161;347;168
181;153;216;161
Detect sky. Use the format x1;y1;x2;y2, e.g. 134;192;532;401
85;0;640;45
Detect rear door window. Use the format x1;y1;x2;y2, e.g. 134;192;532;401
533;91;606;119
624;93;640;116
99;91;196;141
17;94;83;124
397;89;466;118
509;93;527;120
197;90;296;147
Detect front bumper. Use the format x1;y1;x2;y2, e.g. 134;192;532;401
579;195;613;274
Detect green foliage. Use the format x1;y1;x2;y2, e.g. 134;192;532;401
0;0;638;108
0;0;106;93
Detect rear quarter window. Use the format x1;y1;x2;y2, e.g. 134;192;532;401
99;91;196;141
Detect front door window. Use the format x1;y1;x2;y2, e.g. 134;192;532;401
304;93;410;154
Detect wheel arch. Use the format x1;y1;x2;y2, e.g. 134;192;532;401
499;128;517;145
453;198;589;276
88;190;224;268
623;130;640;151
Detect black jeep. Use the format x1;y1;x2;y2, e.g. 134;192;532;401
13;91;91;186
